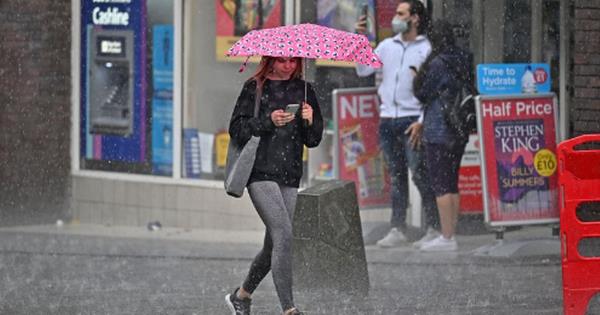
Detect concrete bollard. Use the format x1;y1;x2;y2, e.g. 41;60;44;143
292;180;369;295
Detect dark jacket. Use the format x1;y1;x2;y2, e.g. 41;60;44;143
228;78;323;188
414;46;473;145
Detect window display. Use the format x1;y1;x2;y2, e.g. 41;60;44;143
79;0;174;175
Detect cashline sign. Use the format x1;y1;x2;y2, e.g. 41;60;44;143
80;0;148;166
92;6;130;26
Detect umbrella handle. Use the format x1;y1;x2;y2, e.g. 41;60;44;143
238;56;250;73
303;59;308;128
304;59;307;104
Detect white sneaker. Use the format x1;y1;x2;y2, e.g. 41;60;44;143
419;235;457;252
376;228;407;248
412;227;441;249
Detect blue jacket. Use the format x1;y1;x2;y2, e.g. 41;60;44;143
414;46;473;145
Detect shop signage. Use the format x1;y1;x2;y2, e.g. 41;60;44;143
332;87;390;208
93;0;132;3
152;25;174;175
458;134;483;214
476;63;551;95
475;93;559;227
92;7;130;26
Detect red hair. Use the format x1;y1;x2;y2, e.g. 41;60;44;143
251;56;303;88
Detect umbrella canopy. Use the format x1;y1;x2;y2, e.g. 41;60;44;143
226;23;382;68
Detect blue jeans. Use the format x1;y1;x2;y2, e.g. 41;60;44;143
379;117;439;230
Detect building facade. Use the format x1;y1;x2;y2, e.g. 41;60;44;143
0;1;71;225
1;0;598;229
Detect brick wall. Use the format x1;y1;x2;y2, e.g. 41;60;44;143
572;1;600;135
0;1;71;224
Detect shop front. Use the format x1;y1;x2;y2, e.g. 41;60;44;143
70;0;571;230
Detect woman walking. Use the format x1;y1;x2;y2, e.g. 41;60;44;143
225;56;323;315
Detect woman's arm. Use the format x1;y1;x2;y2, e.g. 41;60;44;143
413;57;444;104
228;80;274;144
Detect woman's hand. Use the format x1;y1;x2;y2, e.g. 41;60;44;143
271;109;295;127
301;102;313;126
405;121;423;149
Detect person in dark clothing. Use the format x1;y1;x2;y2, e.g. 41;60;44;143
413;19;474;252
225;56;323;315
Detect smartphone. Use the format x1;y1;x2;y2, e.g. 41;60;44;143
361;3;369;17
357;3;370;34
285;103;300;114
357;3;368;23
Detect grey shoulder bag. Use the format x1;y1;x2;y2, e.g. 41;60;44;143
224;85;262;198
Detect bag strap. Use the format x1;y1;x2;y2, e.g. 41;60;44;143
253;83;262;118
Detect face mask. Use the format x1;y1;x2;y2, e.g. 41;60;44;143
391;17;410;34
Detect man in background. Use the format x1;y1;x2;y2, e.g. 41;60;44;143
355;0;440;248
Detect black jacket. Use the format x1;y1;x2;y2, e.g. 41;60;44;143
228;78;323;187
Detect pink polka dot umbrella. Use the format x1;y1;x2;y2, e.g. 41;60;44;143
227;23;382;68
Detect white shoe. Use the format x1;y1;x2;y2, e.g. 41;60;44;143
420;235;458;252
376;228;407;248
412;227;441;249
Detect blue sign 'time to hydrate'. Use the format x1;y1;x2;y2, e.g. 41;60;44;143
476;63;552;95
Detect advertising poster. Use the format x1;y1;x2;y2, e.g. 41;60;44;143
214;132;230;169
333;88;390;208
477;63;552;95
458;134;483;214
476;93;559;226
375;0;398;41
316;0;376;67
183;128;201;179
215;0;282;62
151;25;174;176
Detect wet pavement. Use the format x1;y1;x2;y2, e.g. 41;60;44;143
0;222;584;314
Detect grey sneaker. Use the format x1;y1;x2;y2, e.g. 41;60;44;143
225;287;251;315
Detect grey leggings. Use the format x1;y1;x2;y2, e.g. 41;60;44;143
242;181;298;311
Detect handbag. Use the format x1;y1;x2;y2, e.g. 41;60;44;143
224;85;262;198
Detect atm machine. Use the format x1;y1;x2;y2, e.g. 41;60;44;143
88;28;134;136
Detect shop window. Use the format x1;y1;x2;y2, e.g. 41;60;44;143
503;0;532;62
181;1;284;180
182;1;374;184
542;0;561;93
79;0;174;176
